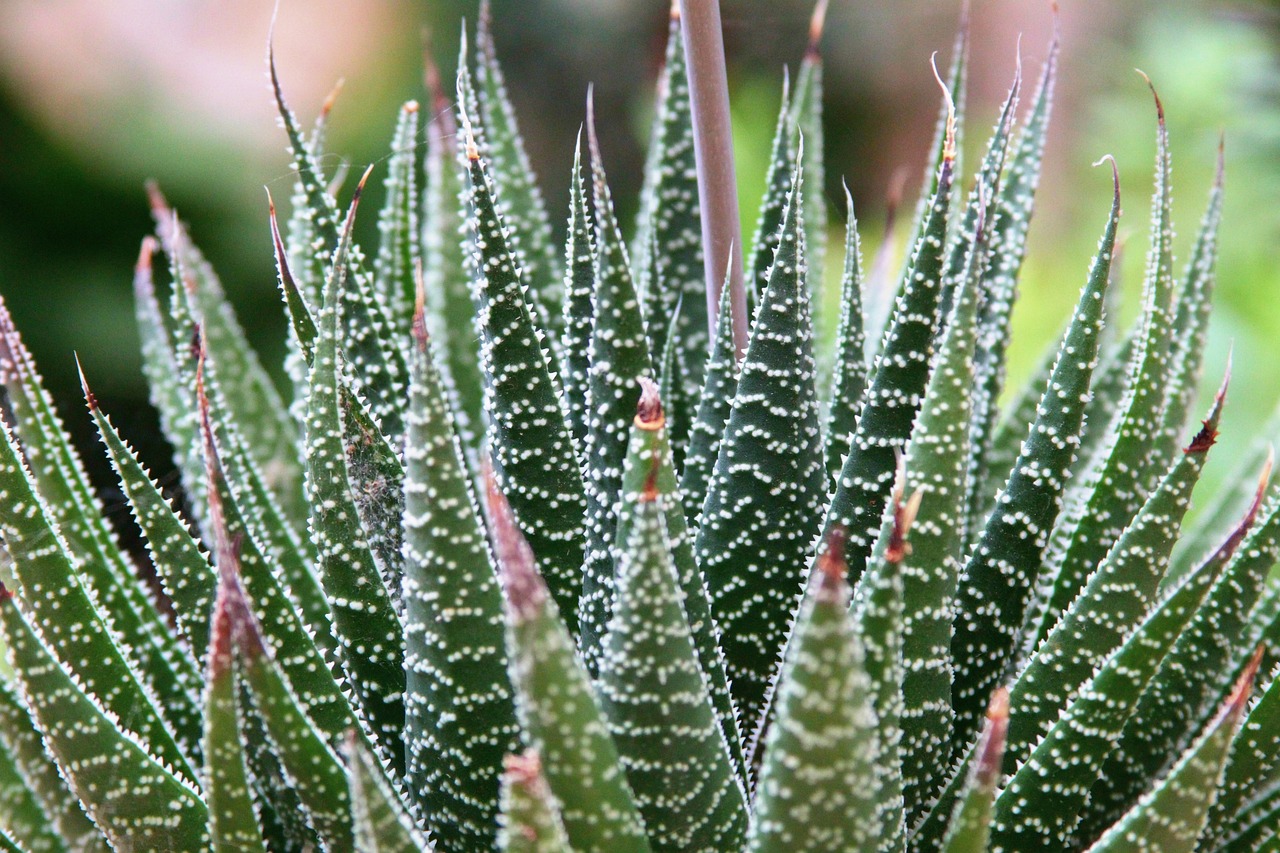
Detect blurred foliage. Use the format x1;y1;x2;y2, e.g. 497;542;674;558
0;0;1277;521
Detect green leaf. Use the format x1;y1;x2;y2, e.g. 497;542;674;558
0;731;66;853
402;296;518;852
597;453;749;851
201;387;358;751
0;415;196;781
474;3;564;342
577;111;655;677
791;0;829;303
487;475;652;853
221;563;355;851
962;35;1060;543
150;188;308;533
883;201;990;823
1027;83;1180;650
558;137;595;451
423;60;484;445
745;73;795;310
203;546;268;853
697;156;826;731
1203;652;1280;848
939;690;1008;853
747;530;880;853
679;281;739;532
823;102;956;589
84;379;217;664
617;382;744;783
347;733;431;853
1084;653;1259;853
0;584;207;850
372;100;422;334
1079;455;1280;841
824;186;867;485
304;174;406;769
462;122;587;634
498;751;572;853
636;7;708;408
950;162;1120;747
986;502;1249;852
1004;372;1226;771
0;300;202;750
0;682;100;850
270;52;409;440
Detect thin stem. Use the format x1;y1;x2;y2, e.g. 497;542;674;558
678;0;748;356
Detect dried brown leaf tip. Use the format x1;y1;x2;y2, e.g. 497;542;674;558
976;687;1010;787
641;453;662;505
0;580;13;602
635;376;665;430
1227;645;1266;712
484;461;546;621
412;260;429;353
806;0;829;60
815;526;849;599
76;356;98;412
1185;358;1230;454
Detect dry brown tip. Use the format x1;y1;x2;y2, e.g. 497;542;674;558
641;454;662;504
484;461;547;621
817;526;849;588
504;749;543;786
145;180;171;219
1228;645;1266;710
1186;357;1231;454
412;260;429;353
976;687;1010;786
320;78;345;119
886;489;924;564
635;377;664;430
76;356;98;412
136;236;158;276
931;53;958;164
1136;69;1165;123
807;0;830;58
404;99;420;114
670;0;681;20
0;580;13;601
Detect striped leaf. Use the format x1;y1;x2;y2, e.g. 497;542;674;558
559;137;595;450
1084;652;1260;853
697;156;826;730
402;293;518;852
950;161;1120;747
1004;370;1227;770
0;584;207;850
347;734;431;853
823;96;955;588
0;733;65;853
474;2;563;341
598;453;748;851
1028;83;1180;649
746;530;880;853
577;109;655;677
486;473;652;853
304;173;406;769
616;382;743;781
372;100;422;333
679;281;739;532
498;752;571;853
939;690;1008;853
462;121;587;634
824;186;867;485
746;74;795;309
791;0;829;302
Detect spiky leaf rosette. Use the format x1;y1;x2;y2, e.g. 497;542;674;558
402;289;518;852
462;121;587;633
746;530;879;853
696;156;826;730
598;456;748;851
576;109;655;677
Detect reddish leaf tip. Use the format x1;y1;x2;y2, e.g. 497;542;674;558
634;377;664;430
412;260;429;353
931;52;958;164
404;99;420;115
136;236;158;276
484;461;546;621
1136;69;1166;124
76;356;98;412
817;526;849;588
0;580;13;601
1228;645;1266;711
320;78;345;119
1186;359;1231;454
807;0;829;58
670;0;680;21
976;687;1010;787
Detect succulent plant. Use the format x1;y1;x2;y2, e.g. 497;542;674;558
0;1;1279;852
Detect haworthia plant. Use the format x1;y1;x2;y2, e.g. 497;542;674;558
0;5;1276;852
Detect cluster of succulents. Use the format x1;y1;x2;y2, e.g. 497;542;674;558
0;1;1278;851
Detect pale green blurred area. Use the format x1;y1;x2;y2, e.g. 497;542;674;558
0;0;1277;510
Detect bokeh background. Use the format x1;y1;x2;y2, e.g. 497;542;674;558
0;0;1278;511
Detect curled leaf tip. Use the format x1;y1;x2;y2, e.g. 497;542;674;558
1136;69;1165;123
635;376;664;430
485;462;546;621
1093;155;1121;200
817;526;849;588
931;52;958;163
807;0;830;58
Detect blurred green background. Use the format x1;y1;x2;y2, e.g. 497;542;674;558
0;0;1277;511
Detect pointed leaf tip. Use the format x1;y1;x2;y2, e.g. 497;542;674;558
1094;154;1122;200
1230;645;1266;709
484;464;546;621
807;0;830;57
977;688;1010;787
320;77;344;119
75;357;97;411
1136;69;1166;123
1184;360;1231;454
635;376;664;429
136;235;157;276
931;52;958;163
